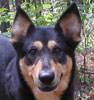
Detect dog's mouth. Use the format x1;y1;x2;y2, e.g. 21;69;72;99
34;74;63;92
38;85;57;92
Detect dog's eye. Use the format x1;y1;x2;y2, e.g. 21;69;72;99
29;49;37;56
53;47;61;55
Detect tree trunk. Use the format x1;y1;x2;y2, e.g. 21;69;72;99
0;0;10;33
26;0;30;2
78;0;83;4
67;0;71;7
15;0;22;9
64;0;83;4
72;0;83;4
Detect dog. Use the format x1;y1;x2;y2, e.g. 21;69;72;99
0;35;16;100
0;3;81;100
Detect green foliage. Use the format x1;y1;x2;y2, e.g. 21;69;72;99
90;90;94;95
77;2;94;54
0;1;94;51
80;76;90;84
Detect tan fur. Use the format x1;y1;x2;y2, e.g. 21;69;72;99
19;58;60;100
32;91;60;100
60;14;81;41
19;58;42;90
10;15;31;42
48;40;57;50
34;41;43;50
19;55;72;100
50;56;72;95
31;56;72;100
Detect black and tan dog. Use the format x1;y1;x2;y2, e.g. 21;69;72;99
0;3;81;100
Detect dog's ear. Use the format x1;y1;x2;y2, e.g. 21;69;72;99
10;7;34;43
55;3;81;43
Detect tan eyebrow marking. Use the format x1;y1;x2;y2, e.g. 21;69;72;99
48;40;57;50
34;41;43;50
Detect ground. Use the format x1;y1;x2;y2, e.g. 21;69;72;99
74;52;94;100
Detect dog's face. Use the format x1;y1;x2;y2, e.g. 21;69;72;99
10;3;81;96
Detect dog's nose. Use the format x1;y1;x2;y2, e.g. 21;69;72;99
39;71;55;84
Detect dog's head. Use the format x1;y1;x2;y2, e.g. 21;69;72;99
10;3;81;95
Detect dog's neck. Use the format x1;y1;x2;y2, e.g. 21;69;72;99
32;87;61;100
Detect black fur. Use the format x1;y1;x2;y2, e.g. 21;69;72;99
0;3;81;100
0;35;16;100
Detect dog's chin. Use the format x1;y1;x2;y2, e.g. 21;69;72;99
38;85;57;92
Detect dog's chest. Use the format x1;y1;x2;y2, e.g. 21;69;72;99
34;93;60;100
32;88;60;100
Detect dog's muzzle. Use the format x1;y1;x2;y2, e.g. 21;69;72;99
38;71;57;92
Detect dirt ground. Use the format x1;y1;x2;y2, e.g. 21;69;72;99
74;53;94;100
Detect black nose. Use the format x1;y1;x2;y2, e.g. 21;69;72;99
39;71;55;84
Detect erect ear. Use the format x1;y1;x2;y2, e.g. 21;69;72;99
55;3;81;42
10;7;34;43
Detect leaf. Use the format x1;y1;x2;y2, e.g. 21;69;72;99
0;8;7;12
21;2;29;8
42;4;51;8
